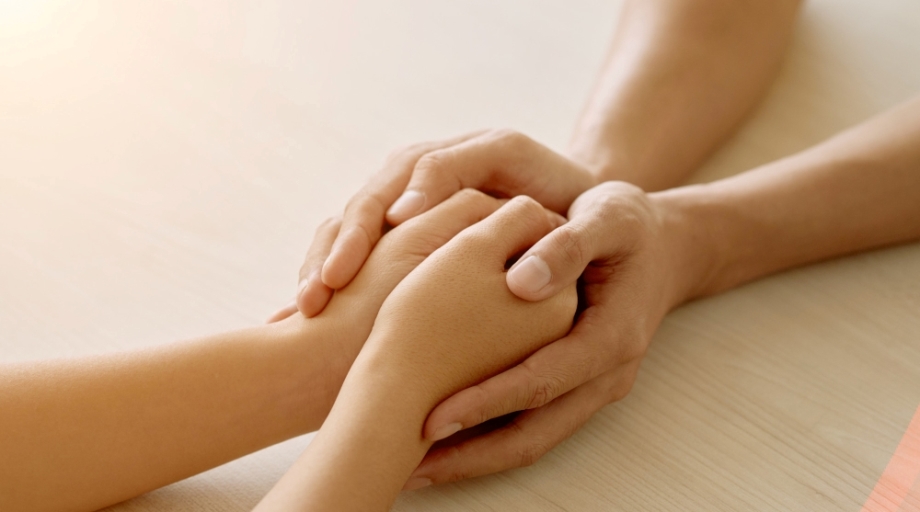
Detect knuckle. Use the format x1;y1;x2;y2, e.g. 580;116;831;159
551;224;592;267
594;180;643;198
520;360;566;409
608;380;635;403
489;128;531;150
517;440;550;468
344;191;382;220
414;150;453;176
527;378;561;409
465;385;494;426
439;442;490;484
453;187;488;203
384;141;427;162
444;467;473;484
597;328;648;375
316;216;342;234
617;327;649;362
590;184;654;233
507;194;544;217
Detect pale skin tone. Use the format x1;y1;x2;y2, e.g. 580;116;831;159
411;94;920;484
275;0;805;482
5;98;920;512
10;1;803;508
257;94;920;511
6;1;920;511
256;198;577;512
0;190;521;512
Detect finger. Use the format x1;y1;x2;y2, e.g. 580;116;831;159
459;195;561;264
321;130;487;290
265;301;298;323
386;129;595;225
426;242;656;441
411;371;622;486
295;217;341;317
393;188;504;257
423;304;616;441
331;189;506;326
506;182;647;301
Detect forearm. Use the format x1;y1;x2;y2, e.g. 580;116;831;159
0;316;348;512
254;348;433;512
258;314;570;512
570;0;801;191
257;224;578;511
658;94;920;301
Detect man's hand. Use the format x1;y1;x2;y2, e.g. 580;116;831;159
268;129;597;322
410;182;705;484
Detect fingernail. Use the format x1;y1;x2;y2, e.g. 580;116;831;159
387;190;425;220
431;422;462;442
403;477;432;491
507;255;552;295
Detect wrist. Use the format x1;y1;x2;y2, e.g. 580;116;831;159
567;147;624;185
269;315;357;433
651;184;728;305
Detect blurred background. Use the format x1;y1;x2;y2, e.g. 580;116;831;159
2;1;920;510
2;0;918;357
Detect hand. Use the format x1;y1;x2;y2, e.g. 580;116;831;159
362;195;579;415
411;182;702;484
255;197;579;512
282;189;511;382
268;129;598;321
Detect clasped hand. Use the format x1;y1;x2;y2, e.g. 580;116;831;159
271;129;701;486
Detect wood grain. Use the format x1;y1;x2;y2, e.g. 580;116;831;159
1;1;918;510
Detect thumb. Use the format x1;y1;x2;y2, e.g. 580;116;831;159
505;221;597;301
506;182;649;301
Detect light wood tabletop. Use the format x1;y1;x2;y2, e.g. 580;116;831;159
2;1;919;510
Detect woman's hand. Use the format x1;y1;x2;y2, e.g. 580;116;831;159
255;196;578;512
289;189;513;383
412;181;707;484
270;129;598;321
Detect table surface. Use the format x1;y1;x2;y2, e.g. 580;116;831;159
2;1;920;510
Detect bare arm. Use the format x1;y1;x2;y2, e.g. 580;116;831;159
0;190;505;512
667;94;920;298
255;198;577;512
416;93;920;483
569;0;802;190
286;0;802;318
0;319;340;512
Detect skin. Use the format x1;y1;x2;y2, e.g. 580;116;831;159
8;1;917;510
5;56;920;512
276;0;802;323
410;94;920;485
8;92;918;510
255;94;920;504
0;189;513;512
255;198;578;512
273;0;804;484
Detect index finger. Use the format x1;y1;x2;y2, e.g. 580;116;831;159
301;131;485;301
422;306;616;442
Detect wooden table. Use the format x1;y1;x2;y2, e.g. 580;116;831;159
2;1;919;510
